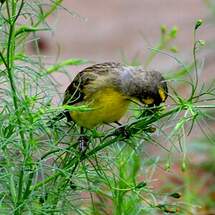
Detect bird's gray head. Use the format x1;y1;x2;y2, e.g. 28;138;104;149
118;67;168;106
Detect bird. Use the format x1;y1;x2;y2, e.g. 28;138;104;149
50;62;168;151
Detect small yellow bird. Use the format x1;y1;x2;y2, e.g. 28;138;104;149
51;62;168;150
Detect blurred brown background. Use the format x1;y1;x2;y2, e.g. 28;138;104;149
33;0;215;95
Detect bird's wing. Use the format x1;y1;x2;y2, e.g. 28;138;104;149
63;72;85;105
48;62;122;124
63;62;121;105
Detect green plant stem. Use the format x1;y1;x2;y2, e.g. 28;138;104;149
0;51;8;67
191;32;198;98
16;0;63;46
45;58;89;75
144;43;165;69
4;1;28;214
30;106;181;192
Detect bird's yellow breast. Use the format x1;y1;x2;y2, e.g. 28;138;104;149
70;87;130;129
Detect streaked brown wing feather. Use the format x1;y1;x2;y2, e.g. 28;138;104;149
49;62;121;125
63;72;84;105
63;62;121;105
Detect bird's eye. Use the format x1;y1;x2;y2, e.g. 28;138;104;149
142;97;154;105
158;87;166;102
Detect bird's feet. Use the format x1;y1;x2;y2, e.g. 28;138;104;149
78;135;89;154
114;126;130;139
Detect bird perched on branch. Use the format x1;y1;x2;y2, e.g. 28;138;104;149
50;62;168;151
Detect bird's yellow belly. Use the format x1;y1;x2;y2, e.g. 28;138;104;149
70;88;130;129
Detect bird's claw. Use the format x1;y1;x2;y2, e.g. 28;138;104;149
78;136;89;154
114;127;130;139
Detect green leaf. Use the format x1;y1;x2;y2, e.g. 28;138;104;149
52;104;93;112
165;63;194;80
15;26;50;37
45;58;89;74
